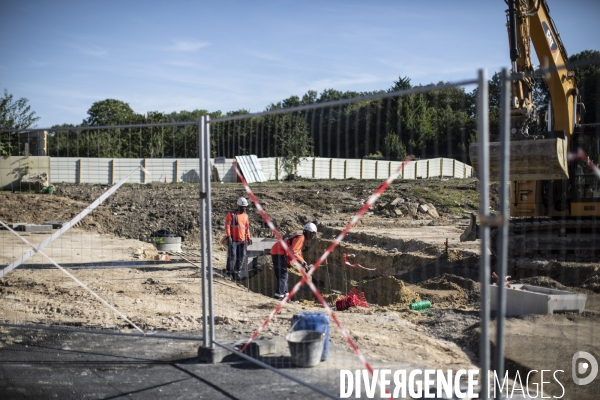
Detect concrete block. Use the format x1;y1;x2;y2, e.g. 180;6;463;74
247;238;277;256
490;284;587;316
44;221;65;229
198;337;276;364
14;224;53;232
233;337;277;358
390;197;404;206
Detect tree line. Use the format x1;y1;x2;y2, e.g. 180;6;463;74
2;50;598;169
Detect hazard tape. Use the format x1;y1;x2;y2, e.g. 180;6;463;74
233;156;412;394
343;253;376;271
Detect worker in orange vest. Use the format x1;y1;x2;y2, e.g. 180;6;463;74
225;197;252;279
269;222;317;300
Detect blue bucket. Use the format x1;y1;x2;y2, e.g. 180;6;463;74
291;312;330;361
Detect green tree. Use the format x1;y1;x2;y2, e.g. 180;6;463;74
0;89;40;156
569;50;600;124
383;131;407;160
83;99;138;126
271;112;313;177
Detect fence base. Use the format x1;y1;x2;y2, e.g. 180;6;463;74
198;337;276;363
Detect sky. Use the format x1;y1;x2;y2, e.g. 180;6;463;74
1;0;599;128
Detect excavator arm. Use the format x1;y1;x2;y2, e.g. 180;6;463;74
470;0;578;182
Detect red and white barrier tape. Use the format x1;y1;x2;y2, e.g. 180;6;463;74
233;157;412;394
343;253;376;271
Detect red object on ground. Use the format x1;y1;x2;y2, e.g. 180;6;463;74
336;288;369;311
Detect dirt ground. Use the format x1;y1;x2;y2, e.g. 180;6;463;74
1;179;599;397
0;178;484;246
0;228;475;372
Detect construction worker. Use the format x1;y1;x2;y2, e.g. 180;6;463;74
225;197;252;279
269;222;317;300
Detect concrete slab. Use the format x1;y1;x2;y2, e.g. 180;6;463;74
490;284;587;316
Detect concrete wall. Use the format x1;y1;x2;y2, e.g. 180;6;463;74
41;156;473;185
0;156;51;190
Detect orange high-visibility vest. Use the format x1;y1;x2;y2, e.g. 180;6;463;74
270;232;305;265
225;211;251;242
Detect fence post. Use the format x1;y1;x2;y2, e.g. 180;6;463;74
174;160;179;183
426;160;430;178
453;159;456;178
329;158;333;179
276;157;280;181
401;161;405;179
388;161;392;177
415;161;418;179
344;160;347;179
375;161;378;179
78;159;83;184
464;163;467;178
360;159;364;180
143;159;147;183
312;157;316;179
110;159;115;184
440;158;443;178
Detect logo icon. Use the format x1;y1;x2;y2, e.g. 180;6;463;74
572;351;598;385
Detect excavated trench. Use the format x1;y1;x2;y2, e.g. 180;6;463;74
243;224;482;307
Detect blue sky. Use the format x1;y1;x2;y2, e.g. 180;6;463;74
1;0;599;127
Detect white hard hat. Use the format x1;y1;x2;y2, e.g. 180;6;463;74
303;222;317;233
237;197;248;207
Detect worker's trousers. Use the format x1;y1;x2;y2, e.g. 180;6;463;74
226;240;247;275
271;254;288;296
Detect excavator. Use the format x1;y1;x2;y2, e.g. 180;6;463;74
465;0;600;261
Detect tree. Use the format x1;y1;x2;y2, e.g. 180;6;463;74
569;50;600;124
271;113;313;177
83;99;138;126
0;89;40;156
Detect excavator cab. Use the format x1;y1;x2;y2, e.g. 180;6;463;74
570;124;600;214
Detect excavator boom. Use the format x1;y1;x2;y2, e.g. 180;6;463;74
470;0;577;182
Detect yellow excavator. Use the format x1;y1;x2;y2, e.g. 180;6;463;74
466;0;600;260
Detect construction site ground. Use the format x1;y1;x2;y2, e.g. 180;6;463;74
1;179;599;399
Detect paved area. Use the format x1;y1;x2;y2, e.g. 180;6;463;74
0;327;416;400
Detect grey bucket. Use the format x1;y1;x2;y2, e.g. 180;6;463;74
152;236;182;252
286;330;325;368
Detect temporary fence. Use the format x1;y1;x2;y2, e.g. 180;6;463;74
200;73;496;399
2;59;599;399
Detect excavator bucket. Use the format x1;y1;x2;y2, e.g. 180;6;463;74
469;137;568;181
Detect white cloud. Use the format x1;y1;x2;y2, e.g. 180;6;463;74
171;40;210;52
243;50;281;62
80;45;107;57
166;60;203;68
308;73;382;90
